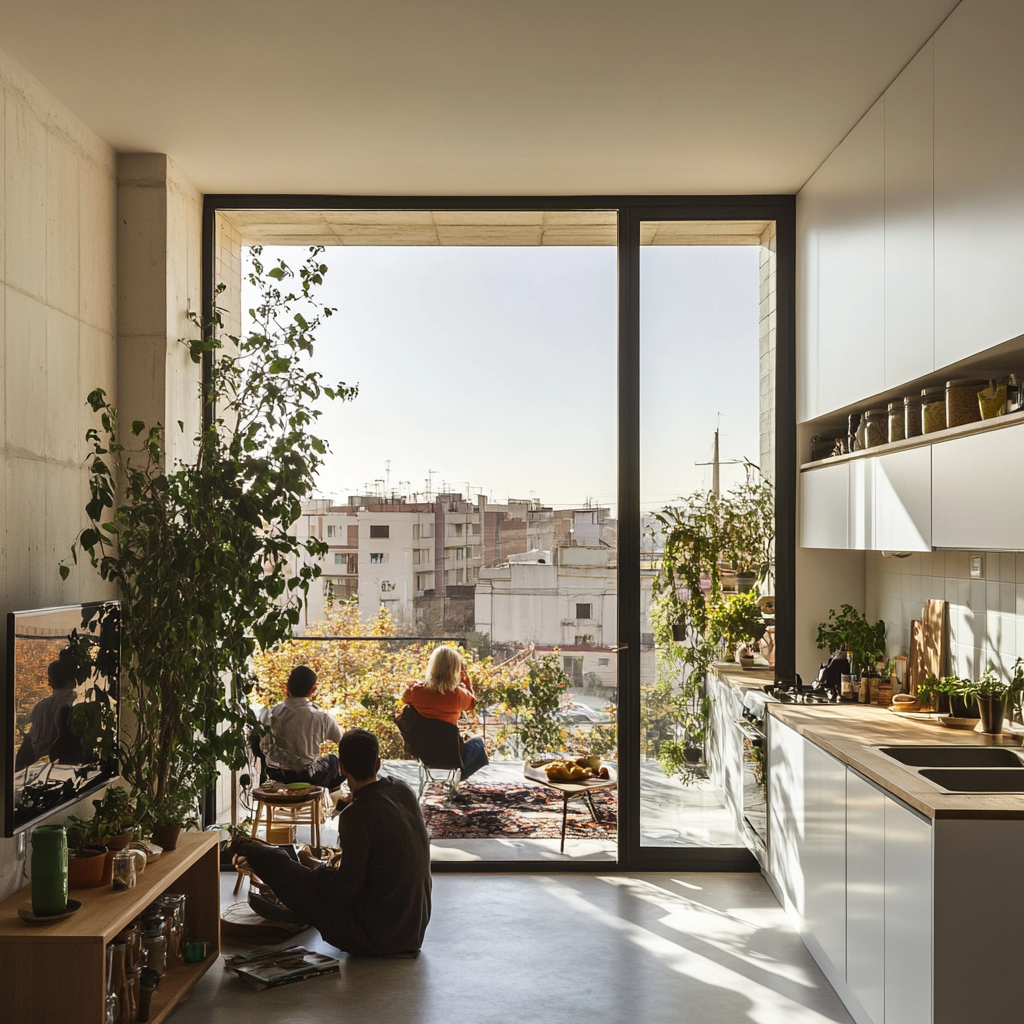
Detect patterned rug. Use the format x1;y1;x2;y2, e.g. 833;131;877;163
421;781;617;840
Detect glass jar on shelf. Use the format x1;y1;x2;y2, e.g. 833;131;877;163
946;378;986;428
863;408;886;448
887;401;905;443
157;893;186;962
904;394;922;438
921;387;946;433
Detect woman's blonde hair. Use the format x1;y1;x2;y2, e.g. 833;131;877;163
425;645;464;693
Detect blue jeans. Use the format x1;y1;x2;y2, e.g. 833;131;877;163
460;737;488;781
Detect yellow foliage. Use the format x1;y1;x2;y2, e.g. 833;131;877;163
251;602;540;760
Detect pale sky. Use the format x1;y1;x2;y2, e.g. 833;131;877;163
241;243;760;513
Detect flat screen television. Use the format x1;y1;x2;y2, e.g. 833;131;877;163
5;602;121;836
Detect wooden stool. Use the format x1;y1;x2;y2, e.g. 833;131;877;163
251;787;324;850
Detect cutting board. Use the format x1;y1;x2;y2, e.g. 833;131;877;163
922;599;949;681
907;619;925;695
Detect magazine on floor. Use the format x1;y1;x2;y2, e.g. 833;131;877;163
223;946;341;990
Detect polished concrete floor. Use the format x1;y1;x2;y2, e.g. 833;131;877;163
168;871;854;1024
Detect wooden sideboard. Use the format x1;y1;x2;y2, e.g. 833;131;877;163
0;831;221;1024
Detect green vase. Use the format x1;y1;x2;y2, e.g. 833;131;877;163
31;825;68;916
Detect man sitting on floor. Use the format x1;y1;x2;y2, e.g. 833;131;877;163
258;665;343;791
235;728;432;956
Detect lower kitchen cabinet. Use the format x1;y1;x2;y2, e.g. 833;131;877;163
884;796;932;1024
769;719;934;1024
846;771;886;1024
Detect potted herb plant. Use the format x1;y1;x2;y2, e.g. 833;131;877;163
816;605;886;679
917;674;977;718
963;668;1023;735
61;247;356;838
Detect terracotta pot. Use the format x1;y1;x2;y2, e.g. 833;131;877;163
152;823;182;851
105;829;134;851
68;846;107;889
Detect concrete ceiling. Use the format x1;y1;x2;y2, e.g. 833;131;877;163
220;210;771;246
1;0;961;196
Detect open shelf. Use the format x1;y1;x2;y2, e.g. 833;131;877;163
800;408;1024;472
0;831;221;1024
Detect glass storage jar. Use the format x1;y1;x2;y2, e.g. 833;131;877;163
863;408;886;448
921;387;946;433
978;377;1008;419
888;401;905;443
904;394;922;437
946;378;986;427
847;411;863;452
157;893;186;961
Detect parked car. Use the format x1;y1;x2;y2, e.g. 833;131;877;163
557;704;613;725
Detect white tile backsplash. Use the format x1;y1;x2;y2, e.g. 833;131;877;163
867;550;1023;681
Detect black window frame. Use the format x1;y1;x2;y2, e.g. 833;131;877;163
202;193;795;873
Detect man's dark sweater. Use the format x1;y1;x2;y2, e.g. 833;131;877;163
244;776;431;955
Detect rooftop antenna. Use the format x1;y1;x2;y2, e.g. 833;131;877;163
695;418;741;496
385;460;391;497
427;469;437;502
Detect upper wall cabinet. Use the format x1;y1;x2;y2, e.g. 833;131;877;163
885;40;934;390
798;100;885;422
934;0;1024;367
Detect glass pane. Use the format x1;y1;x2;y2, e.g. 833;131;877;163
639;225;774;848
239;226;618;862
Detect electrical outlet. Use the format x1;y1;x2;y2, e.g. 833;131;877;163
970;554;985;579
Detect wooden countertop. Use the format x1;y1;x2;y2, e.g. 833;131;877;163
711;662;774;691
769;703;1024;820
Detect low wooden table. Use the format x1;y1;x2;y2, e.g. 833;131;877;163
523;762;617;852
0;831;221;1024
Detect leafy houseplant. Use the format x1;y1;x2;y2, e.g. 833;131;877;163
816;605;886;676
918;674;977;717
708;591;766;662
962;667;1024;735
650;468;774;782
62;247;356;835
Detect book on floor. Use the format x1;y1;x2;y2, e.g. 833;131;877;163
223;946;341;990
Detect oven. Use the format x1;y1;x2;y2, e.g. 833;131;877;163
735;689;772;858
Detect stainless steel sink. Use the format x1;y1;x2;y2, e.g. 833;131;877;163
876;745;1024;768
918;767;1024;793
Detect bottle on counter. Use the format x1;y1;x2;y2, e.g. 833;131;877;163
858;674;870;703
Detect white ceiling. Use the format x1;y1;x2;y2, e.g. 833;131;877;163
1;0;961;196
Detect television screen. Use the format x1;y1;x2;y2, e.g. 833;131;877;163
5;602;121;836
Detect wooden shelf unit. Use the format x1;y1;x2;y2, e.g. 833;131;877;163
0;831;221;1024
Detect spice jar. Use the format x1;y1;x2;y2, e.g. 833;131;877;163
921;387;946;433
888;401;905;443
946;378;986;428
862;408;886;448
904;395;922;438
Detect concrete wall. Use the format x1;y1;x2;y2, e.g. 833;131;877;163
0;46;118;898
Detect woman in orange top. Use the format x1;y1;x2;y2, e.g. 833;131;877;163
402;646;489;779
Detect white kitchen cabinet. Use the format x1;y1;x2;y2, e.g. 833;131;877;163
798;98;885;420
800;462;849;549
803;740;847;980
846;770;885;1024
932;422;1024;550
934;0;1024;367
768;716;804;915
884;40;934;389
872;447;931;552
802;444;930;552
884;797;932;1024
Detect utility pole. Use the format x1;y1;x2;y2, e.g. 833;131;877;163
696;426;741;496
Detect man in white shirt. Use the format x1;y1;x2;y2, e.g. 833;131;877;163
258;665;343;790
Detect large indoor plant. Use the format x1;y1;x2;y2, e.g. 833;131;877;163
62;246;356;834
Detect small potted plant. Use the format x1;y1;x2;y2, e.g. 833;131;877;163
65;818;108;889
963;668;1023;735
918;675;977;718
816;604;886;680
